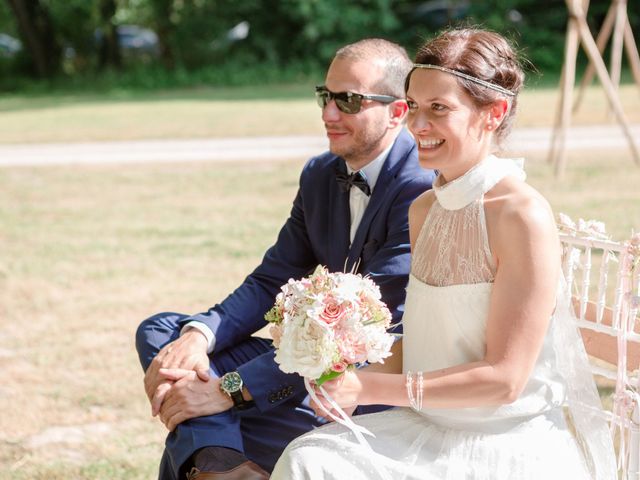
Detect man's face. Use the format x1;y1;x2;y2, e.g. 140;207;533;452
321;58;393;169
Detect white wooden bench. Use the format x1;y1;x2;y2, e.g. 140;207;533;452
559;214;640;479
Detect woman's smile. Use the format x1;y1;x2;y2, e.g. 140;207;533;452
417;137;445;150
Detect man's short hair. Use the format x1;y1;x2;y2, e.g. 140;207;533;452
335;38;412;98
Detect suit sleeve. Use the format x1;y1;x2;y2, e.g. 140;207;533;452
237;349;306;413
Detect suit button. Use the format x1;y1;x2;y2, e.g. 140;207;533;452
268;393;278;403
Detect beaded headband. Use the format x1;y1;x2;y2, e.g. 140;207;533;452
412;64;516;97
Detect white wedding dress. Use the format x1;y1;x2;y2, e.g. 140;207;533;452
271;157;616;480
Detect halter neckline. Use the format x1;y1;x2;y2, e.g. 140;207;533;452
433;155;526;210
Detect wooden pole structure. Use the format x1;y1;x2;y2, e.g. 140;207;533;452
548;3;580;174
574;0;640;111
549;0;640;178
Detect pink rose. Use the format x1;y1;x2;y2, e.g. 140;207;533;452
332;362;347;373
319;296;349;325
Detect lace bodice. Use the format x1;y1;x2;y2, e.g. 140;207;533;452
411;156;525;286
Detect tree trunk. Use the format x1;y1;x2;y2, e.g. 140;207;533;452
6;0;61;78
151;0;176;69
97;0;121;70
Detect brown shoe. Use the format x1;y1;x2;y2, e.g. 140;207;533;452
185;461;269;479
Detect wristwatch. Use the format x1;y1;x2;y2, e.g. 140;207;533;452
220;371;254;410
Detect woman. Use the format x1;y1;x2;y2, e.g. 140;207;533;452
271;28;616;480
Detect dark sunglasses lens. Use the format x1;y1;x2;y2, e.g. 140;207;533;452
316;91;329;108
315;89;362;114
335;94;362;114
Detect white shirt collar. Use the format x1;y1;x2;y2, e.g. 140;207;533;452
346;140;394;192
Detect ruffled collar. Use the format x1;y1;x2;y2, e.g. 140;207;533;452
434;155;526;211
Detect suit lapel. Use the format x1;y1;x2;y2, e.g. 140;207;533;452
346;131;413;270
329;160;351;271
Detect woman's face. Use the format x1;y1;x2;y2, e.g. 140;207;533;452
406;68;493;182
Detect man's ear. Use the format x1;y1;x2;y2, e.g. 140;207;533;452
485;98;509;131
389;99;409;127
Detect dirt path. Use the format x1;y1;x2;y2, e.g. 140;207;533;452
0;124;638;167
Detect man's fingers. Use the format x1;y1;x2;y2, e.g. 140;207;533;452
151;370;190;415
151;382;172;416
159;401;175;427
195;368;210;382
144;344;173;400
166;410;187;432
142;335;210;406
144;363;162;401
158;367;192;381
159;397;186;431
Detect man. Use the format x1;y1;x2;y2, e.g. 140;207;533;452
136;38;434;480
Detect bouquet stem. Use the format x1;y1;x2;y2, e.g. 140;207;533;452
316;370;343;386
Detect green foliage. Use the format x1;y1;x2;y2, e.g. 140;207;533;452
0;2;16;34
49;1;97;71
467;0;568;73
284;0;401;64
467;0;640;75
0;0;638;91
0;59;323;93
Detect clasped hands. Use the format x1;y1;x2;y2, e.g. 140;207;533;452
145;331;365;429
143;330;233;431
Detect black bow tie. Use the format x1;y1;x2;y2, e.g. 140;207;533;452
335;171;371;196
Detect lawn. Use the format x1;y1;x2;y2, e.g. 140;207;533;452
0;83;637;143
0;83;639;478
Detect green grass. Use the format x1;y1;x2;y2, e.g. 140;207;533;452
0;83;637;143
0;82;639;478
0;160;303;479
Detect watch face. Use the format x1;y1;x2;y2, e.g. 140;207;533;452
221;372;243;393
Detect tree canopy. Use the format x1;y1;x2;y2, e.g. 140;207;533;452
0;0;637;90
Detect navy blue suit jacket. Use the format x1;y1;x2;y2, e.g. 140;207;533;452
178;129;434;412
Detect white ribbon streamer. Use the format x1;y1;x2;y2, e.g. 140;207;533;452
304;377;395;480
304;377;375;449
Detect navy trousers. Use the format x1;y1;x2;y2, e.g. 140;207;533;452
136;313;322;479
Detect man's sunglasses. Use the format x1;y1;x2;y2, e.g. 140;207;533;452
315;86;398;114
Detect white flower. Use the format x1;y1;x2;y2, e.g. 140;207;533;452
332;273;363;303
365;328;395;363
274;315;338;379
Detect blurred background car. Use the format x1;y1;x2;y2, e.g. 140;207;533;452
117;24;159;58
0;32;22;58
408;0;470;29
94;24;160;62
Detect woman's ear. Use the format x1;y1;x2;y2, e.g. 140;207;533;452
485;98;509;131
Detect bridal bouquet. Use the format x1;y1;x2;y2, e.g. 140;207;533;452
265;265;394;385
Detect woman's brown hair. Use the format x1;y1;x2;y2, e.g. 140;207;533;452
407;28;525;143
